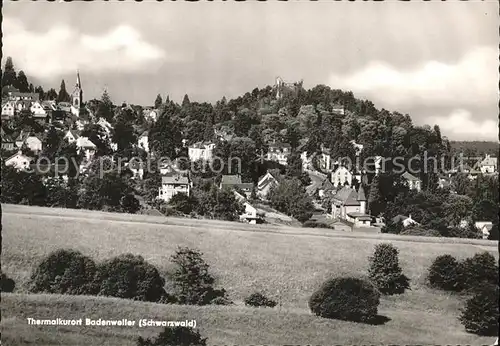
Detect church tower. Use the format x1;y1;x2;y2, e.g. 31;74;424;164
71;70;83;111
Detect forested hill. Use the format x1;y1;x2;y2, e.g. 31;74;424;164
449;141;499;156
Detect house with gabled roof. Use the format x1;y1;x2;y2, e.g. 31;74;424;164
4;151;33;171
1;101;16;118
331;165;353;188
64;129;96;160
257;170;280;199
392;214;420;228
220;174;254;198
402;171;421;192
158;174;191;202
331;185;371;227
477;154;497;174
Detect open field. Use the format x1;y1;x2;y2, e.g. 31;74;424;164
1;204;498;345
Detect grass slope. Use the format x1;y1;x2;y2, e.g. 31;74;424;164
2;293;494;346
1;204;498;345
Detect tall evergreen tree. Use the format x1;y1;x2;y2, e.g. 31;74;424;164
2;57;17;88
182;94;191;108
57;79;71;103
46;88;58;100
96;90;114;121
16;71;30;92
154;94;163;109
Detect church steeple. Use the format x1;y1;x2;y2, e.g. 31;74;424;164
76;70;82;89
71;70;83;117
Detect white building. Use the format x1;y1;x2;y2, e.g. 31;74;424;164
392;214;420;228
1;101;16;118
138;131;149;153
267;142;291;166
331;185;371;227
64;130;96;161
475;221;494;239
478;154;497;173
331;166;353;188
30;101;47;117
188;142;216;162
257;171;279;199
402;172;422;192
5;151;33;170
350;140;364;157
158;174;191;203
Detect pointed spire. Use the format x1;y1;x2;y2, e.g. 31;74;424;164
76;70;81;88
357;184;366;201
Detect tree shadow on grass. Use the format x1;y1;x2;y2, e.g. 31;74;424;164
364;314;391;326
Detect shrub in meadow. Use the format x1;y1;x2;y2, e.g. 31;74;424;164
137;326;207;346
170;247;230;305
244;292;277;308
1;272;16;293
93;254;166;302
309;277;380;323
368;243;410;295
460;252;499;293
29;249;97;295
427;254;463;292
459;284;499;336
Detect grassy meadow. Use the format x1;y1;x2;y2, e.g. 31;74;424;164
1;203;498;345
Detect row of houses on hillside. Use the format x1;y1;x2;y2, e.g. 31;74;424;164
2;72;88;123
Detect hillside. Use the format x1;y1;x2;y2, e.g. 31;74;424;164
1;204;498;345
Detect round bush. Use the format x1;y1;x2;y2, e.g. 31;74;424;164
29;249;97;295
309;277;380;323
94;254;166;302
1;273;16;293
137;326;207;346
244;292;277;308
427;255;463;292
368;243;410;295
459;284;499;336
460;252;499;292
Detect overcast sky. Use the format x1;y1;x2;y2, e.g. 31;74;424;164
2;2;498;141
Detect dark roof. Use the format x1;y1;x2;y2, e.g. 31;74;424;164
347;212;372;221
320;178;334;191
235;183;254;191
162;175;189;185
357;185;366;201
221;175;242;185
333;186;360;206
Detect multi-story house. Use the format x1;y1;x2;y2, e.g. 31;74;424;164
158;174;191;202
188;142;216;162
478;154;497;174
266;141;291;166
331;166;353;188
